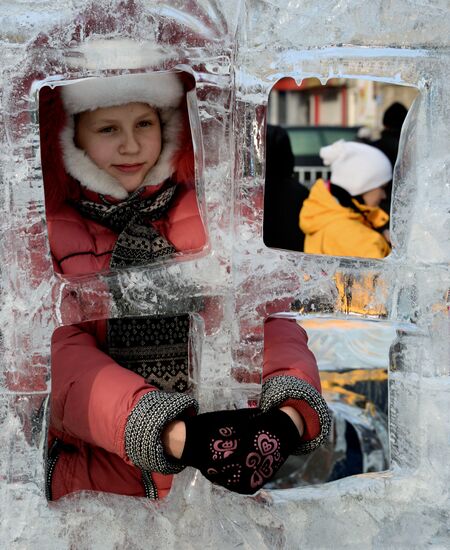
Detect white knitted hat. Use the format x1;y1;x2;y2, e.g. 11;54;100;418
320;140;392;196
60;71;185;199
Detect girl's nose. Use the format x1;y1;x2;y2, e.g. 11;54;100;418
119;130;140;154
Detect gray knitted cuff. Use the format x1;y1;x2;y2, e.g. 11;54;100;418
260;375;331;455
125;390;199;474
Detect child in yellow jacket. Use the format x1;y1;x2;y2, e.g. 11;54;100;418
299;140;392;259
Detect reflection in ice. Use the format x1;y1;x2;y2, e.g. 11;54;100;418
300;317;396;370
268;368;389;488
267;318;427;489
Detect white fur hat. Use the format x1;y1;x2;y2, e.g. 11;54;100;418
61;71;183;115
60;72;185;199
320;140;392;196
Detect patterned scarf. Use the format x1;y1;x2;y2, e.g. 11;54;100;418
73;182;190;393
75;183;177;268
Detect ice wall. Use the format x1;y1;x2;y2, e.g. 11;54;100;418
0;0;449;548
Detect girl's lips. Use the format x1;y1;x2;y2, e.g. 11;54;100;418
113;163;144;173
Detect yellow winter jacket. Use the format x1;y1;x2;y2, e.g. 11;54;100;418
299;179;390;259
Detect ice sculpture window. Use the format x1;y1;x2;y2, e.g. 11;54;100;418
263;77;418;259
38;72;207;277
267;317;394;489
47;311;203;501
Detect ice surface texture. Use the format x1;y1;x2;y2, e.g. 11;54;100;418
0;0;449;548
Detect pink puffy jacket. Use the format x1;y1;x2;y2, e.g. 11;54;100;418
47;182;330;500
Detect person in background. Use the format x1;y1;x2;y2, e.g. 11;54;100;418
372;102;408;168
263;124;309;252
371;102;408;220
299;140;392;259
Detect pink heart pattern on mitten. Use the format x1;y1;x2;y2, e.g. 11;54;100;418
245;430;282;489
209;426;238;459
184;408;300;495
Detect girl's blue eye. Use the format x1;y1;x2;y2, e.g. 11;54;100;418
138;120;153;128
99;126;115;134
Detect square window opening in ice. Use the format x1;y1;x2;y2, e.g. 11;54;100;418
37;71;208;279
265;316;394;490
263;77;419;260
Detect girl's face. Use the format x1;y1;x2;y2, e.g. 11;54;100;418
75;102;162;193
361;185;387;207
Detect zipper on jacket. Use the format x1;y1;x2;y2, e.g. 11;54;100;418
141;469;158;499
45;438;61;501
46;439;78;501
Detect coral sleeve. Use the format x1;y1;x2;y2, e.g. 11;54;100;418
261;317;331;454
51;324;197;472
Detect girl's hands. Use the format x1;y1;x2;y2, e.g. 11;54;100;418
179;407;302;494
161;419;186;460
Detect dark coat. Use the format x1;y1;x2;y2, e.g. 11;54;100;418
371;128;402;218
264;125;308;252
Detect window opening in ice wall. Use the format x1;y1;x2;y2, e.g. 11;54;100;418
264;77;419;259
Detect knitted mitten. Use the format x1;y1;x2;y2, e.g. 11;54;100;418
181;408;300;494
